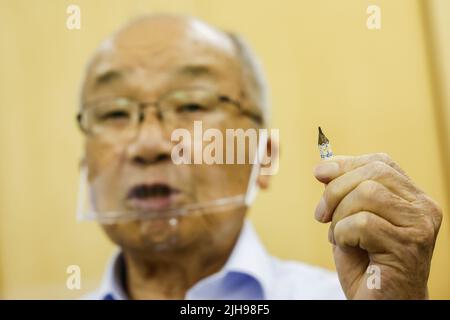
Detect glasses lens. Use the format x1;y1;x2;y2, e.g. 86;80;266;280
160;89;231;124
85;98;139;137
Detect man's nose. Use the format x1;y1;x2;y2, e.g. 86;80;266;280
126;108;172;166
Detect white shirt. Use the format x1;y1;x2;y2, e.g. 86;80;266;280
83;220;345;299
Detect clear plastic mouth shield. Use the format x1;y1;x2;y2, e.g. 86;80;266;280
76;120;270;224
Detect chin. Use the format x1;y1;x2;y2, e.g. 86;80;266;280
102;217;201;253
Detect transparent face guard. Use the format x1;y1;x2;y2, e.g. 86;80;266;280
76;131;267;224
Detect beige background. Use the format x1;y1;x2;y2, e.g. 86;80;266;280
1;0;449;299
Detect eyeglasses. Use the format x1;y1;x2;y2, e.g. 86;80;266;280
77;87;263;138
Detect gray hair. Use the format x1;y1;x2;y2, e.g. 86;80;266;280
228;33;271;125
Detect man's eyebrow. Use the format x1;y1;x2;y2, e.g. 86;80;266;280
94;69;122;87
176;64;215;77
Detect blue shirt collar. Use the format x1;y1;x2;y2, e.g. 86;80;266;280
98;220;272;300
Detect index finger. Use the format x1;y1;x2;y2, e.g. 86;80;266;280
313;153;409;184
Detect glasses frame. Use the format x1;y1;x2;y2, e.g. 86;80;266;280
76;87;263;135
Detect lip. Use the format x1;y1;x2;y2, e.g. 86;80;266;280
125;183;181;211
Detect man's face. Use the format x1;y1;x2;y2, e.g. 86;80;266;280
80;16;263;253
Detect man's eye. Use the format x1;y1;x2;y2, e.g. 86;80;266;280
177;103;208;113
99;110;130;121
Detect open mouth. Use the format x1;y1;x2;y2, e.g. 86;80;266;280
126;183;180;211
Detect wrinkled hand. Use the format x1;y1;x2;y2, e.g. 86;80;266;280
313;153;442;299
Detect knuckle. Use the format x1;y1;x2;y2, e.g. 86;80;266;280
377;152;402;173
334;232;344;246
357;180;379;200
428;197;443;227
369;160;393;179
355;212;371;231
412;217;436;247
415;195;443;230
371;160;389;172
376;152;392;164
435;206;443;226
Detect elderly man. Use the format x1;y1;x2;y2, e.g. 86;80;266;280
77;14;442;300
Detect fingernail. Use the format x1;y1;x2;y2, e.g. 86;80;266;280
314;162;339;180
315;198;327;222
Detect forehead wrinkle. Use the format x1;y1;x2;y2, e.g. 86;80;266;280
95;69;123;87
175;64;216;78
83;15;250;100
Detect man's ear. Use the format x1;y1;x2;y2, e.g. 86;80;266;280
257;137;279;189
